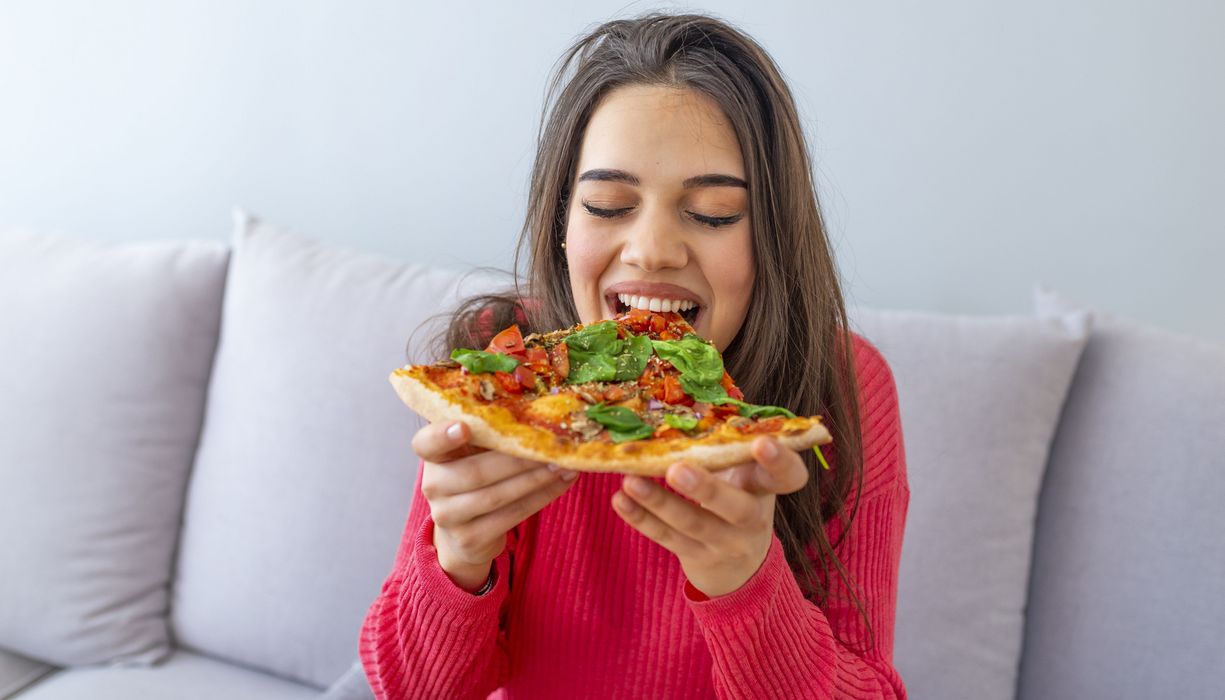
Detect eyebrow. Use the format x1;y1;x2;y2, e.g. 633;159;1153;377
577;168;747;189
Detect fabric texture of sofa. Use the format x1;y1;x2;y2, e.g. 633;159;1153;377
2;214;1222;699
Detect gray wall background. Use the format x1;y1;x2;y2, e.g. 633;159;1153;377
2;0;1222;343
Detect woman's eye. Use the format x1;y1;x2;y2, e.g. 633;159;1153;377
583;203;633;219
582;202;744;228
689;212;744;228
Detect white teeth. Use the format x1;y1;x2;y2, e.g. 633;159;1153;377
616;293;698;314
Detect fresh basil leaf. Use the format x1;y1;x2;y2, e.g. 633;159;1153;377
565;321;621;353
681;375;728;403
711;397;797;419
650;335;724;385
586;403;643;431
450;348;519;374
609;423;655;443
586;403;655;443
663;413;699;432
566;323;651;384
566;352;618;384
613;334;652;381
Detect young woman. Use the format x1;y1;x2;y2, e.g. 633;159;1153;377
361;12;909;699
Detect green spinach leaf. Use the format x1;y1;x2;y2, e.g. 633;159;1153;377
450;348;519;374
586;403;655;443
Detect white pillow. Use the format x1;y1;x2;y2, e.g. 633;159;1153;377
0;229;228;666
172;212;500;688
850;307;1088;700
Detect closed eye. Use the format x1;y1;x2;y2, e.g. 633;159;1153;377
583;203;634;219
582;203;744;229
689;212;744;228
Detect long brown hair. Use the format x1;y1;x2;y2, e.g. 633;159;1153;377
437;11;870;650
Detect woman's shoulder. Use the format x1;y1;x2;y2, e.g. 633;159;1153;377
849;332;896;398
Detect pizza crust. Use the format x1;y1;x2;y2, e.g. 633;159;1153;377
390;369;832;476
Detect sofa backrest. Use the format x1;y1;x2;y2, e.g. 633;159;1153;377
171;214;501;689
852;309;1087;700
1018;313;1225;698
0;229;228;668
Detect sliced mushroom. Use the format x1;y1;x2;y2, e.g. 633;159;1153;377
727;416;752;429
568;413;604;439
478;378;496;401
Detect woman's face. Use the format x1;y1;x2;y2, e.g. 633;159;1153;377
564;84;754;351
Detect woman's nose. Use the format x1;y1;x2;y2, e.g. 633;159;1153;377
619;208;688;272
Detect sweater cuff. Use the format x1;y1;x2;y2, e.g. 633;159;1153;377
684;534;795;625
405;517;509;615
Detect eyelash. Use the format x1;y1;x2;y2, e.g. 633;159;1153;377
582;203;743;229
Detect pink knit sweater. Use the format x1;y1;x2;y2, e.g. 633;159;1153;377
360;333;909;699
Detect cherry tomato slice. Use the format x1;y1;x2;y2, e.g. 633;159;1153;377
525;346;549;369
513;364;538;390
549;343;569;379
494;371;522;394
625;308;653;332
720;371;745;401
603;384;627;402
662;375;686;404
487;324;526;358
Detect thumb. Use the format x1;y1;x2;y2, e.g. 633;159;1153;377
749;437;809;494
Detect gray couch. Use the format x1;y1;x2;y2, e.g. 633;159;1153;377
2;214;1222;699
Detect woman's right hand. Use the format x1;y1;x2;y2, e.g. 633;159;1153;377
412;420;578;591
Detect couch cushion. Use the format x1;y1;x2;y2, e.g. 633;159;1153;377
0;648;55;698
0;229;228;666
850;308;1088;700
14;651;317;700
172;213;498;688
1019;294;1225;698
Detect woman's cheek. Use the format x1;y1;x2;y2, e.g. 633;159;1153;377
565;224;614;323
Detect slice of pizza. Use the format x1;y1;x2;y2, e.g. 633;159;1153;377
389;308;832;475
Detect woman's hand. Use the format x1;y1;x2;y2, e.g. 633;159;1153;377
612;436;808;597
412;420;578;591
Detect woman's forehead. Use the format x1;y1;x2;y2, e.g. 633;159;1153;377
576;84;745;186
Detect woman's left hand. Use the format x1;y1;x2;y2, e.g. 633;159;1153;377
612;436;810;598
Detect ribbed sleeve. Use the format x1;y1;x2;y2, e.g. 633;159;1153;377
359;466;513;700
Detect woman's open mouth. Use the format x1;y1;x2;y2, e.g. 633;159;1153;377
607;292;702;326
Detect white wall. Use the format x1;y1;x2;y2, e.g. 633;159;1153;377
2;1;1222;343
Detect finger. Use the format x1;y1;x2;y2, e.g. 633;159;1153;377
749;437;809;494
431;452;553;496
715;463;756;491
471;472;579;536
621;475;728;545
412;420;486;463
439;463;577;524
665;462;765;529
611;490;704;558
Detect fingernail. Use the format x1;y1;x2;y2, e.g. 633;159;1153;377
673;464;698;492
625;476;650;498
759;439;778;461
613;492;638;514
561;469;578;482
446;422;463;440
